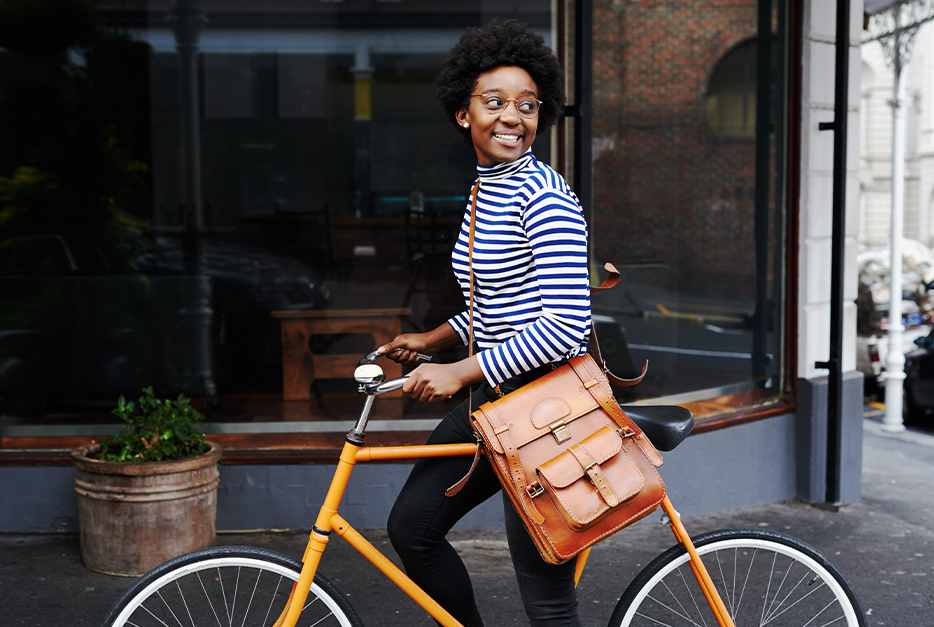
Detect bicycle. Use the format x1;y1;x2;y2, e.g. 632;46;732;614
102;349;867;627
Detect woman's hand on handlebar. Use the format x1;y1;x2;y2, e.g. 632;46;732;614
377;333;434;366
402;358;484;403
378;324;463;366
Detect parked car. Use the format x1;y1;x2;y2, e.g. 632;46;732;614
857;240;934;400
905;329;934;425
0;227;329;399
857;325;932;400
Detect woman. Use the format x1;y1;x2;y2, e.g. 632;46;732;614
381;19;591;627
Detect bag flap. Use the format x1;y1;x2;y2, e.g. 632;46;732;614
530;397;573;429
475;365;601;449
536;426;622;489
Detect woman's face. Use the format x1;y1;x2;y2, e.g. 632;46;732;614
456;66;539;166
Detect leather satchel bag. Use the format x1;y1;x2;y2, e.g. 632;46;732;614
469;353;666;564
457;183;667;564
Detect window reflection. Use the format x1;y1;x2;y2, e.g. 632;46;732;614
590;0;786;417
0;0;556;431
706;37;780;139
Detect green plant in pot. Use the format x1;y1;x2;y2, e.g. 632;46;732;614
101;387;211;463
72;387;223;576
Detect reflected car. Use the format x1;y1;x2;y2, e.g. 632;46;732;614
905;329;934;425
0;228;329;399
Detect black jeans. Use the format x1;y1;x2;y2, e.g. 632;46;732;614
387;367;581;627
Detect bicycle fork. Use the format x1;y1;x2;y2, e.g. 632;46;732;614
661;497;737;627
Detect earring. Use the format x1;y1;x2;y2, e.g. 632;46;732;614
463;122;469;128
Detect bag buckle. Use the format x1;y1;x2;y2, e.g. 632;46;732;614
526;481;545;498
620;426;636;439
549;420;572;444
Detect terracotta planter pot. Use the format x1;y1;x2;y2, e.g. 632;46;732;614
72;441;222;576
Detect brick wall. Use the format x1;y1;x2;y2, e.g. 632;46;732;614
591;0;770;299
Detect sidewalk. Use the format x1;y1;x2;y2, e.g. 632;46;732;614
2;409;932;626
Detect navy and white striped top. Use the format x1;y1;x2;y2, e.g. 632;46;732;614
446;151;591;387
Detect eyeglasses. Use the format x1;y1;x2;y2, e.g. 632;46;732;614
470;94;542;118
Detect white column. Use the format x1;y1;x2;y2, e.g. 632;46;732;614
883;57;907;433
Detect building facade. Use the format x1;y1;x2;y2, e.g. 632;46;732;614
0;0;863;532
860;20;934;250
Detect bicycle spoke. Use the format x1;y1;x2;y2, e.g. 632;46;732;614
655;579;703;626
156;589;185;627
230;567;241;627
760;550;778;624
713;549;733;619
239;567;263;627
177;580;196;627
634;609;680;626
813;613;849;627
764;569;813;624
261;577;285;627
765;558;798;621
762;581;836;626
141;601;173;627
308;613;336;627
734;544;757;619
676;564;708;627
197;571;225;627
640;593;700;626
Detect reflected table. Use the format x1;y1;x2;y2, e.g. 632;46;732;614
271;308;411;402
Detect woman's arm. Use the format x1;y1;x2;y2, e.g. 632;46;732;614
379;322;484;402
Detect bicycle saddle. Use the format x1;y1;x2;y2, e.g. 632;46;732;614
620;405;694;452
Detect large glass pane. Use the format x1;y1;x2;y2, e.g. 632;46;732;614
589;0;788;418
0;1;557;436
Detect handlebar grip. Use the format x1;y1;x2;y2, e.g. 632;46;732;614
370;376;409;395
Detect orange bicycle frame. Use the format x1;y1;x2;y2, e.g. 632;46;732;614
273;436;736;627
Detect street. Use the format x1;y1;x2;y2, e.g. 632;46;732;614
2;408;931;626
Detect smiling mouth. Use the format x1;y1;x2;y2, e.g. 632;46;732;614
494;133;522;144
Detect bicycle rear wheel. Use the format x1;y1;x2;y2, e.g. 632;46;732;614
608;528;866;627
103;545;362;627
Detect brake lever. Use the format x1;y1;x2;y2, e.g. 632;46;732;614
359;348;432;366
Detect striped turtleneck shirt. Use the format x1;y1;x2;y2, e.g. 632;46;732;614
446;151;591;388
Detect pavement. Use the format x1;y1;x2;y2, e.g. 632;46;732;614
2;408;932;627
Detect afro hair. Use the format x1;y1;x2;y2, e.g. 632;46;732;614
435;19;565;141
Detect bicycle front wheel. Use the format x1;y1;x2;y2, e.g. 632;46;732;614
103;545;363;627
609;528;866;627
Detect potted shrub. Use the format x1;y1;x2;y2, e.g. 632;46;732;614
71;387;222;576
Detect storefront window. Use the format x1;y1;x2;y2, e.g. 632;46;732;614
589;0;788;419
0;0;789;446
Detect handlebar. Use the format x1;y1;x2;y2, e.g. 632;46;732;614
355;349;432;396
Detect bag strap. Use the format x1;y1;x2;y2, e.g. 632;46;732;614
476;404;546;524
572;356;664;467
586;262;647;387
467;181;479;368
445;183;481;498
